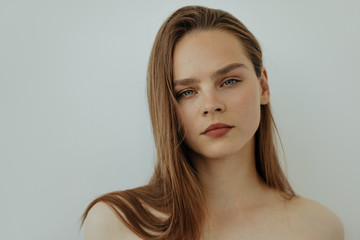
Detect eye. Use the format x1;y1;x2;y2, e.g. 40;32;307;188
177;89;196;98
221;79;240;87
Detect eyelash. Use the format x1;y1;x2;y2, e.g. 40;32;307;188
222;79;240;87
177;89;196;98
176;78;241;98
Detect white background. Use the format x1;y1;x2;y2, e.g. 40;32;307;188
1;0;359;239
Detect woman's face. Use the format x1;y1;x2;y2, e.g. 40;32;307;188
172;30;270;161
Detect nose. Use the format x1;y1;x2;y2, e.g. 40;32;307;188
201;91;225;116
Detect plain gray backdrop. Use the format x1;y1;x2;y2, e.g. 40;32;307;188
1;0;359;239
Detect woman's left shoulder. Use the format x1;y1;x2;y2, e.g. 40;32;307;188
284;196;344;240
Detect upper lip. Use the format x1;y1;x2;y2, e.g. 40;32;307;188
202;123;233;134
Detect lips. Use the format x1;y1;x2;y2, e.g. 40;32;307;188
202;123;233;134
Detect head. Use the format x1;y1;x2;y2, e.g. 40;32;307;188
173;29;270;164
148;6;287;188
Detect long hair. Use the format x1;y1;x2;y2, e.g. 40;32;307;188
80;5;295;240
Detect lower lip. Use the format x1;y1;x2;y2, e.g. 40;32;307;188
204;127;232;138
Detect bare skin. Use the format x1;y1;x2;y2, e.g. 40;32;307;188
84;30;344;239
85;195;344;240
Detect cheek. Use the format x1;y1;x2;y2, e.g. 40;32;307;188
179;105;196;133
178;105;202;150
245;93;261;127
231;89;261;123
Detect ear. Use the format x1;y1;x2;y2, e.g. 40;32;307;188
259;66;270;105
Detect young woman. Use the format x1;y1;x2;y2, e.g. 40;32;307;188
81;6;344;240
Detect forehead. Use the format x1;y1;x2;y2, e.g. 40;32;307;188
173;30;252;80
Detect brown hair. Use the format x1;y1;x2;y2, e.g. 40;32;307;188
80;5;295;240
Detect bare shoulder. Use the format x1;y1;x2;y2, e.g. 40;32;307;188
285;197;344;240
84;202;140;240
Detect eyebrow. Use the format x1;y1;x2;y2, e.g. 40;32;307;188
173;63;247;87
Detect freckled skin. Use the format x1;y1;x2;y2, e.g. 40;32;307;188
173;30;269;161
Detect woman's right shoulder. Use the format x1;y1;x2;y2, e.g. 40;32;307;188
84;202;141;240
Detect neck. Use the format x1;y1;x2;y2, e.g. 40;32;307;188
192;137;271;218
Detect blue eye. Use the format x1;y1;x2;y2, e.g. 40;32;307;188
177;89;196;98
222;79;240;86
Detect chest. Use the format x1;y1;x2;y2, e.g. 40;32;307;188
201;205;314;240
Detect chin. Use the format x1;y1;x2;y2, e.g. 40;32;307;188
204;150;242;160
194;142;248;161
187;135;255;161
